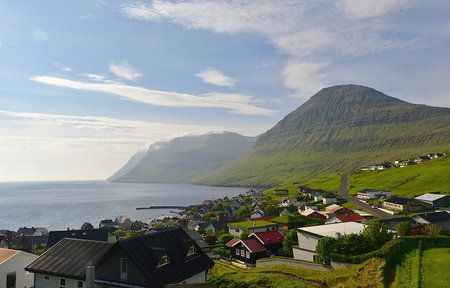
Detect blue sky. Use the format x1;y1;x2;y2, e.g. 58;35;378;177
0;0;449;181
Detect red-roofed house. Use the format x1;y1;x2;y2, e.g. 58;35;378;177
326;212;364;224
226;238;267;264
249;231;285;255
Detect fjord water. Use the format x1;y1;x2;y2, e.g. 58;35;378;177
0;181;247;230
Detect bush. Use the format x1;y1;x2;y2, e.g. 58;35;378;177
212;247;229;257
204;234;218;245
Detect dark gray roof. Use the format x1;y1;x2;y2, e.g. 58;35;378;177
385;196;411;205
81;222;94;230
380;217;421;231
97;227;213;288
47;228;109;247
414;211;450;231
26;238;112;280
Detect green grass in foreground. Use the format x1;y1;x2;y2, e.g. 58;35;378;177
348;156;450;197
392;246;420;288
209;258;385;288
421;248;450;287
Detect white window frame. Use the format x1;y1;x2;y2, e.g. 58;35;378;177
246;251;250;259
59;277;66;288
120;258;128;281
240;250;245;256
77;281;84;288
187;245;196;256
43;275;50;281
158;253;170;267
235;249;239;255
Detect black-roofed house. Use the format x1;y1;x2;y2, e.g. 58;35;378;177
413;211;450;232
380;217;422;232
382;196;430;212
47;228;112;248
95;227;214;287
81;222;94;230
26;238;113;288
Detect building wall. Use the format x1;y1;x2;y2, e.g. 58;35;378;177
95;246;149;286
0;251;37;288
34;273;84;288
297;232;320;252
180;270;207;284
292;247;315;262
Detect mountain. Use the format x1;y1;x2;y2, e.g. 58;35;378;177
201;85;450;186
109;132;256;183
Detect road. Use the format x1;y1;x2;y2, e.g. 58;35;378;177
339;172;394;220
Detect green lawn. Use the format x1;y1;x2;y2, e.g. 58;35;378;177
348;156;450;197
392;247;420;288
421;248;450;287
209;258;385;288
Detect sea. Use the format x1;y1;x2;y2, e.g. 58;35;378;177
0;181;248;231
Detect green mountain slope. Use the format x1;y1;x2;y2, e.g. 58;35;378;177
348;156;450;197
200;85;450;186
110;132;255;183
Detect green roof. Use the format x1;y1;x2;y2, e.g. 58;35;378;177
227;220;277;229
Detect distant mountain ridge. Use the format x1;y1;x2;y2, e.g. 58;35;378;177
109;132;256;183
200;85;450;185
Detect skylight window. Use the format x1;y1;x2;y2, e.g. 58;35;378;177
158;252;170;267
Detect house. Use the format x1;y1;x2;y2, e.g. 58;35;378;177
414;193;450;207
225;238;268;265
12;235;48;253
27;228;213;288
0;235;9;248
16;227;36;236
413;211;450;232
203;221;232;236
99;219;119;232
326;212;365;224
380;217;421;233
249;230;285;256
292;222;366;262
300;208;327;220
273;189;289;196
114;216;134;230
228;220;280;238
325;204;342;214
322;193;338;205
415;156;430;164
95;227;213;287
357;189;391;200
382;197;431;212
81;222;94;230
26;238;113;288
298;203;318;213
250;204;265;219
313;193;323;202
32;228;49;237
47;228;112;247
184;230;207;250
0;248;38;288
428;153;445;159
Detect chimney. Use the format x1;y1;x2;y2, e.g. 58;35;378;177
86;266;95;288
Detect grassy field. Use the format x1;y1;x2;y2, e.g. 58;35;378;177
421;248;450;287
348;156;450;197
391;247;420;287
209;258;385;288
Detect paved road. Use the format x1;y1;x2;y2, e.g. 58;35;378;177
339;172;394;220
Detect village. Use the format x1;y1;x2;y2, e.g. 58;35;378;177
0;153;449;287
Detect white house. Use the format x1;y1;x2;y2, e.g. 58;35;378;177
292;222;366;262
0;248;38;288
357;189;391;200
322;194;338;205
414;193;450;207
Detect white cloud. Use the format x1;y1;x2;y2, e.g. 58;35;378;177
196;68;236;87
121;2;162;21
61;67;72;72
337;0;410;19
121;0;420;98
282;61;330;97
30;75;275;116
109;61;143;81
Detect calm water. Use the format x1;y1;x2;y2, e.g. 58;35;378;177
0;181;247;231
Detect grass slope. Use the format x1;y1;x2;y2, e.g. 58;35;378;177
210;258;385;288
421;248;450;287
348;156;450;197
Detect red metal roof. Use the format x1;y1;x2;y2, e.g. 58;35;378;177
242;239;266;253
225;238;240;247
335;213;364;222
249;230;285;245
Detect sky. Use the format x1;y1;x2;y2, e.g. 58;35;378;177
0;0;449;181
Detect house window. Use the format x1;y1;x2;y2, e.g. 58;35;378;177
240;250;245;256
120;258;128;280
43;275;50;281
187;245;196;256
235;249;239;255
158;253;170;267
266;250;271;256
246;251;250;259
59;278;66;288
77;281;84;288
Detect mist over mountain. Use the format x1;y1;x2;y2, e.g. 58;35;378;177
201;85;450;186
109;132;256;183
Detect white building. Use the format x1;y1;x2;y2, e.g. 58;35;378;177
0;248;38;288
292;222;366;262
357;189;391;200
